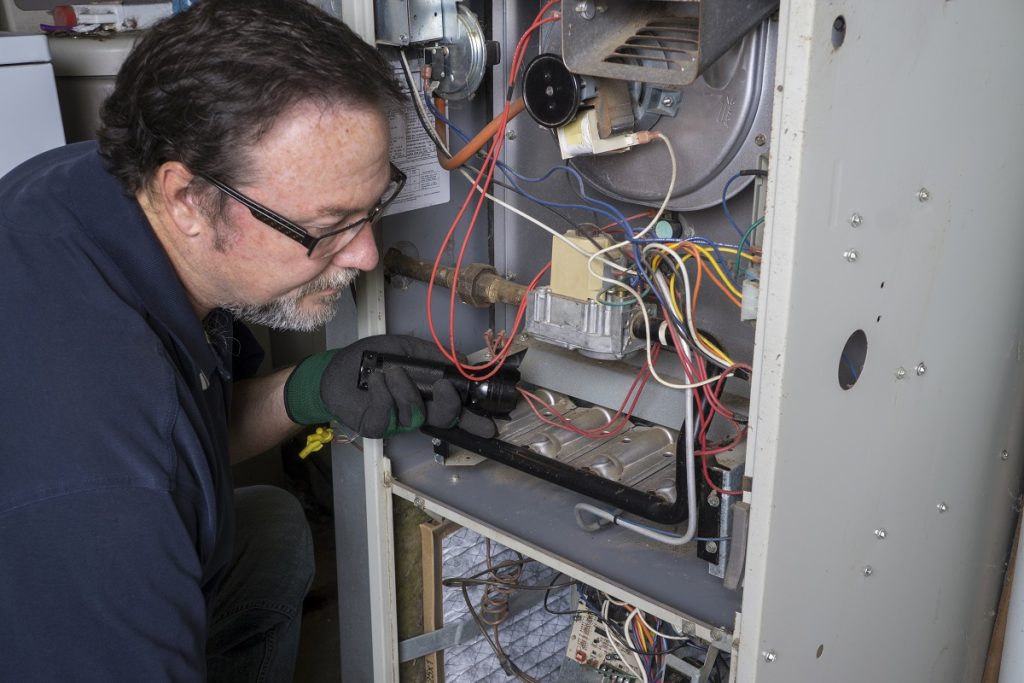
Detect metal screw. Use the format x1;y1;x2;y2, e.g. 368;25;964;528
915;362;927;376
711;629;724;642
574;0;595;18
1002;450;1010;461
863;565;873;577
705;541;719;554
505;271;518;281
431;438;442;447
681;622;696;636
506;129;518;140
937;502;948;512
844;249;858;262
763;650;777;663
874;528;887;539
896;367;907;379
661;96;674;107
754;133;766;146
848;213;863;227
450;474;461;484
413;496;425;511
707;492;721;508
917;188;930;202
399;33;409;43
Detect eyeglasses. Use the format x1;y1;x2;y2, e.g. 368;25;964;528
198;163;406;259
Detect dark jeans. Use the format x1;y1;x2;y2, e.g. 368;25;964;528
206;486;315;683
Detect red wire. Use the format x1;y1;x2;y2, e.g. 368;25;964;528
426;3;561;380
516;346;660;438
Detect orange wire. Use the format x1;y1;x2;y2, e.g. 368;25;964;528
426;2;560;381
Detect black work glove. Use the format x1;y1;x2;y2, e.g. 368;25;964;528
284;335;496;439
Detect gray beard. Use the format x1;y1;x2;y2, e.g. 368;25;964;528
222;268;358;332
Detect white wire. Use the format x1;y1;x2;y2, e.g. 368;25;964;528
633;133;677;239
460;170;630;273
402;49;632;275
603;600;647;683
623;608;655;681
631;609;691;641
647;255;731;369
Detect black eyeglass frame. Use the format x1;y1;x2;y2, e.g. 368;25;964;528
198;163;406;257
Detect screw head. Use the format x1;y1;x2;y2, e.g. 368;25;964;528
399;33;409;43
711;629;724;642
1002;450;1010;461
705;541;719;554
707;492;721;508
763;650;777;663
506;129;517;140
874;528;887;539
755;133;767;146
848;213;863;227
450;474;461;484
863;565;873;577
937;502;948;512
844;249;859;262
915;362;927;376
431;438;442;446
896;367;907;379
661;96;674;107
681;622;696;636
917;188;930;202
413;496;425;510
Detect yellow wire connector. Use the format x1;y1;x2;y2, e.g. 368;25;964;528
298;426;334;459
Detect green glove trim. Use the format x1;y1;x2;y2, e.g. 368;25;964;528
284;350;340;425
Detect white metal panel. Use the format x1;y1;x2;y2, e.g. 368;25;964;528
0;60;63;177
741;1;1024;681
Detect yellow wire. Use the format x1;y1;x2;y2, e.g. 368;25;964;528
666;271;734;365
688;244;742;298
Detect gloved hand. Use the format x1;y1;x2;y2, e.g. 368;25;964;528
284;335;496;439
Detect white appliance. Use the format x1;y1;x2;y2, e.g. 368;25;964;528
0;32;64;178
47;33;136;142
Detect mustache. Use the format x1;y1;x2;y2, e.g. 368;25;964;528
296;268;358;298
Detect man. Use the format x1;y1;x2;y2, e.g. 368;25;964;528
0;0;489;679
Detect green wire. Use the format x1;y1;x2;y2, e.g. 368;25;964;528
734;217;765;280
596;285;646;307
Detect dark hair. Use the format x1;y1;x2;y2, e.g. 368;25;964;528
98;0;402;200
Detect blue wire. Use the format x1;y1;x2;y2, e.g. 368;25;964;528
425;93;639;233
425;89;642;234
686;236;736;278
721;172;747;239
422;86;688;326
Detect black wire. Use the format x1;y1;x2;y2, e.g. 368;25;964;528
541;574;698;657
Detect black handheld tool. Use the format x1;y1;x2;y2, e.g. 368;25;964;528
357;351;522;416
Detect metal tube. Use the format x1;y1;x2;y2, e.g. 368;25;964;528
383;248;527;307
423;425;689;525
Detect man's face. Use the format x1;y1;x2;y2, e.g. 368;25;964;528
209;101;392;331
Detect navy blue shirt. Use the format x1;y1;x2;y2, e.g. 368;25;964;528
0;142;237;680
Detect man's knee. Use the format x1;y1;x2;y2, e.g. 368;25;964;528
233;485;315;602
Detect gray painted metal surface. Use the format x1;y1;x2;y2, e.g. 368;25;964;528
387;436;742;630
739;1;1024;680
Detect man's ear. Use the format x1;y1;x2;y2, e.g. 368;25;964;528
152;161;206;237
